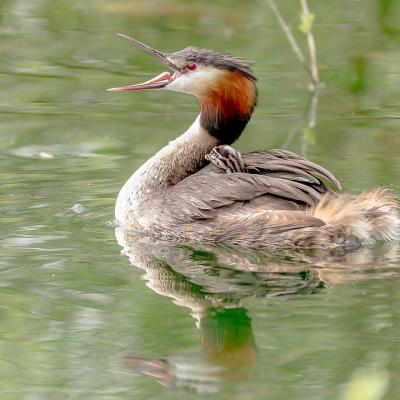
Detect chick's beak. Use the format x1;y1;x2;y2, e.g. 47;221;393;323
108;34;180;92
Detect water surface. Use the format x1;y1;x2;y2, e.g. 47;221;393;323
1;0;400;399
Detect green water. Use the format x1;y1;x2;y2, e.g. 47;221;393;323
1;0;400;399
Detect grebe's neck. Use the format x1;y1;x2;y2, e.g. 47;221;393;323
115;116;219;221
139;115;219;187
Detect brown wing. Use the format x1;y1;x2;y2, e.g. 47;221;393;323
162;149;341;223
243;149;341;192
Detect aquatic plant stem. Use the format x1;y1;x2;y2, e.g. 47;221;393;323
300;0;319;92
267;0;321;150
266;0;310;77
300;0;320;129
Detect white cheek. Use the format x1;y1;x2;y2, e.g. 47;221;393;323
166;68;223;97
166;74;195;95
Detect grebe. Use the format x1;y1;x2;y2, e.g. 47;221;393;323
109;34;399;248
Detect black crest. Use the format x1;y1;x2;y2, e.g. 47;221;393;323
169;47;257;82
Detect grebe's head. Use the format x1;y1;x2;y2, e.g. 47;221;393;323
109;34;258;143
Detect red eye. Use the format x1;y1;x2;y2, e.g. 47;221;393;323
186;63;197;71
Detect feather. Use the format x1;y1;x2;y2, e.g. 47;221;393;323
162;148;339;223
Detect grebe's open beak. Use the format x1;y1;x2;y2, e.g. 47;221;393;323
108;34;181;92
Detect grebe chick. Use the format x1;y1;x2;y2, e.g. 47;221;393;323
205;145;247;173
109;34;399;248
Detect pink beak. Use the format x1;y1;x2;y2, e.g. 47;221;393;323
107;34;181;92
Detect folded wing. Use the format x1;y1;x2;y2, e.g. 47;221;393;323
163;149;341;223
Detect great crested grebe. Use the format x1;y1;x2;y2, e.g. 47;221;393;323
109;34;399;248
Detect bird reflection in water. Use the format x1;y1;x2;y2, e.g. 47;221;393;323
114;228;399;392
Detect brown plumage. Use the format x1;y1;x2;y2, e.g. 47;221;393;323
200;71;257;143
157;149;398;248
110;36;399;249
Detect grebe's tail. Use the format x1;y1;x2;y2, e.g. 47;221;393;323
311;188;399;246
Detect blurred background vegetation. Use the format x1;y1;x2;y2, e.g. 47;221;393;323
0;1;399;399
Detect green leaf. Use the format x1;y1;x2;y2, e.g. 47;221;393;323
302;127;316;145
299;12;315;34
